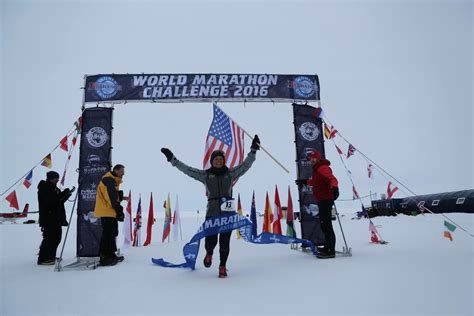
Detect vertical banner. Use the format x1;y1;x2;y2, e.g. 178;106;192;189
77;108;113;257
293;104;325;246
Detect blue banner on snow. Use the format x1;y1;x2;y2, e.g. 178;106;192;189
152;212;314;270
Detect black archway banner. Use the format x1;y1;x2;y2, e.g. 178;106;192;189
293;104;325;246
77;108;113;257
84;74;320;103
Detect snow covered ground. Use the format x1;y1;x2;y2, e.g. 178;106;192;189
1;212;473;316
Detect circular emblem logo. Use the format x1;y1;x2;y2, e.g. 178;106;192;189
86;127;108;148
294;76;315;98
299;122;319;141
95;76;119;99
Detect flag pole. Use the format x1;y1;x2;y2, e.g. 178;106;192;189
215;103;289;174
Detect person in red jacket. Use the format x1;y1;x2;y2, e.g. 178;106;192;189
298;150;339;259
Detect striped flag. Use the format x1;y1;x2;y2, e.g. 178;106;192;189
346;144;356;159
203;103;244;170
272;185;283;235
286;186;296;238
41;154;52;169
443;221;456;241
262;192;273;233
324;124;337;140
162;193;172;242
23;170;33;189
132;196;142;247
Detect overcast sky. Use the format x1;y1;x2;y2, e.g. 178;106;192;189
1;0;472;214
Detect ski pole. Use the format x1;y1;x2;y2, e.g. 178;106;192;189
333;203;350;253
56;190;79;272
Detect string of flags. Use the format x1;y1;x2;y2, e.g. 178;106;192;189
2;117;82;211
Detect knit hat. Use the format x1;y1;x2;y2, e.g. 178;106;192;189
210;150;225;164
46;171;60;180
309;150;322;160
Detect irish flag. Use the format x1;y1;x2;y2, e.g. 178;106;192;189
444;221;456;241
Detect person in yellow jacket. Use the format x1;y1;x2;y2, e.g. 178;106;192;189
94;164;128;266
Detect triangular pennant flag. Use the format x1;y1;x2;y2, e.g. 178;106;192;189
59;136;68;152
236;194;243;239
346;144;356;159
41;154;52;169
5;190;20;210
352;186;360;200
367;163;373;179
444;220;456;233
312;107;324;118
23;170;33;189
324;124;338;140
335;144;343;156
387;181;398;199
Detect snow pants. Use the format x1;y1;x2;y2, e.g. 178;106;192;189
99;217;118;259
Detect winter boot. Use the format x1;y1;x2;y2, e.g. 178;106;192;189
37;258;55;265
114;254;125;263
316;248;335;259
203;254;212;268
218;266;228;278
99;256;118;266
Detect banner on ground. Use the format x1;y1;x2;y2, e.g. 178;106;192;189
76;108;113;257
292;104;325;246
84;74;320;103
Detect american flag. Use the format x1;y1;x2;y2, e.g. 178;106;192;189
203;104;244;169
133;197;142;247
369;220;378;234
346;144;356;159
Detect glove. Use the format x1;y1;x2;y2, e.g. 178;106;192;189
161;148;174;161
116;205;125;222
251;135;260;151
295;179;307;188
118;190;124;201
332;187;340;200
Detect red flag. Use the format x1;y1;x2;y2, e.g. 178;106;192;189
335;144;343;155
143;193;154;246
387;181;398;199
272;186;283;235
59;136;68;152
5;191;19;210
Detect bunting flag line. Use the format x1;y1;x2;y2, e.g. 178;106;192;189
286;186;296;238
143;193;154;246
5;190;19;210
171;195;182;241
346;144;356;159
151;212;314;270
235;194;243;239
59;135;68;152
162;193;172;242
367;163;373;179
23;170;33;189
133;196;142;247
203;103;244;170
262;192;273;233
443;221;456;241
324;124;337;140
352;186;360;200
272;186;283;235
123;191;133;247
60;130;80;186
387;181;399;199
250;191;258;240
41;154;52;169
335;144;343;156
74;116;83;132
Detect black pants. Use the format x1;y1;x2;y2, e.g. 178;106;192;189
205;231;232;267
38;225;62;262
99;217;118;259
318;200;336;252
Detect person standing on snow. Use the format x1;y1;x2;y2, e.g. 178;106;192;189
37;171;74;265
297;150;339;259
94;164;128;266
160;135;260;278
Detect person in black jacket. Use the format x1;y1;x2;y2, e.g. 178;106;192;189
37;171;74;265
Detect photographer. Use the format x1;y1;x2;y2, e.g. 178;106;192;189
37;171;74;265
